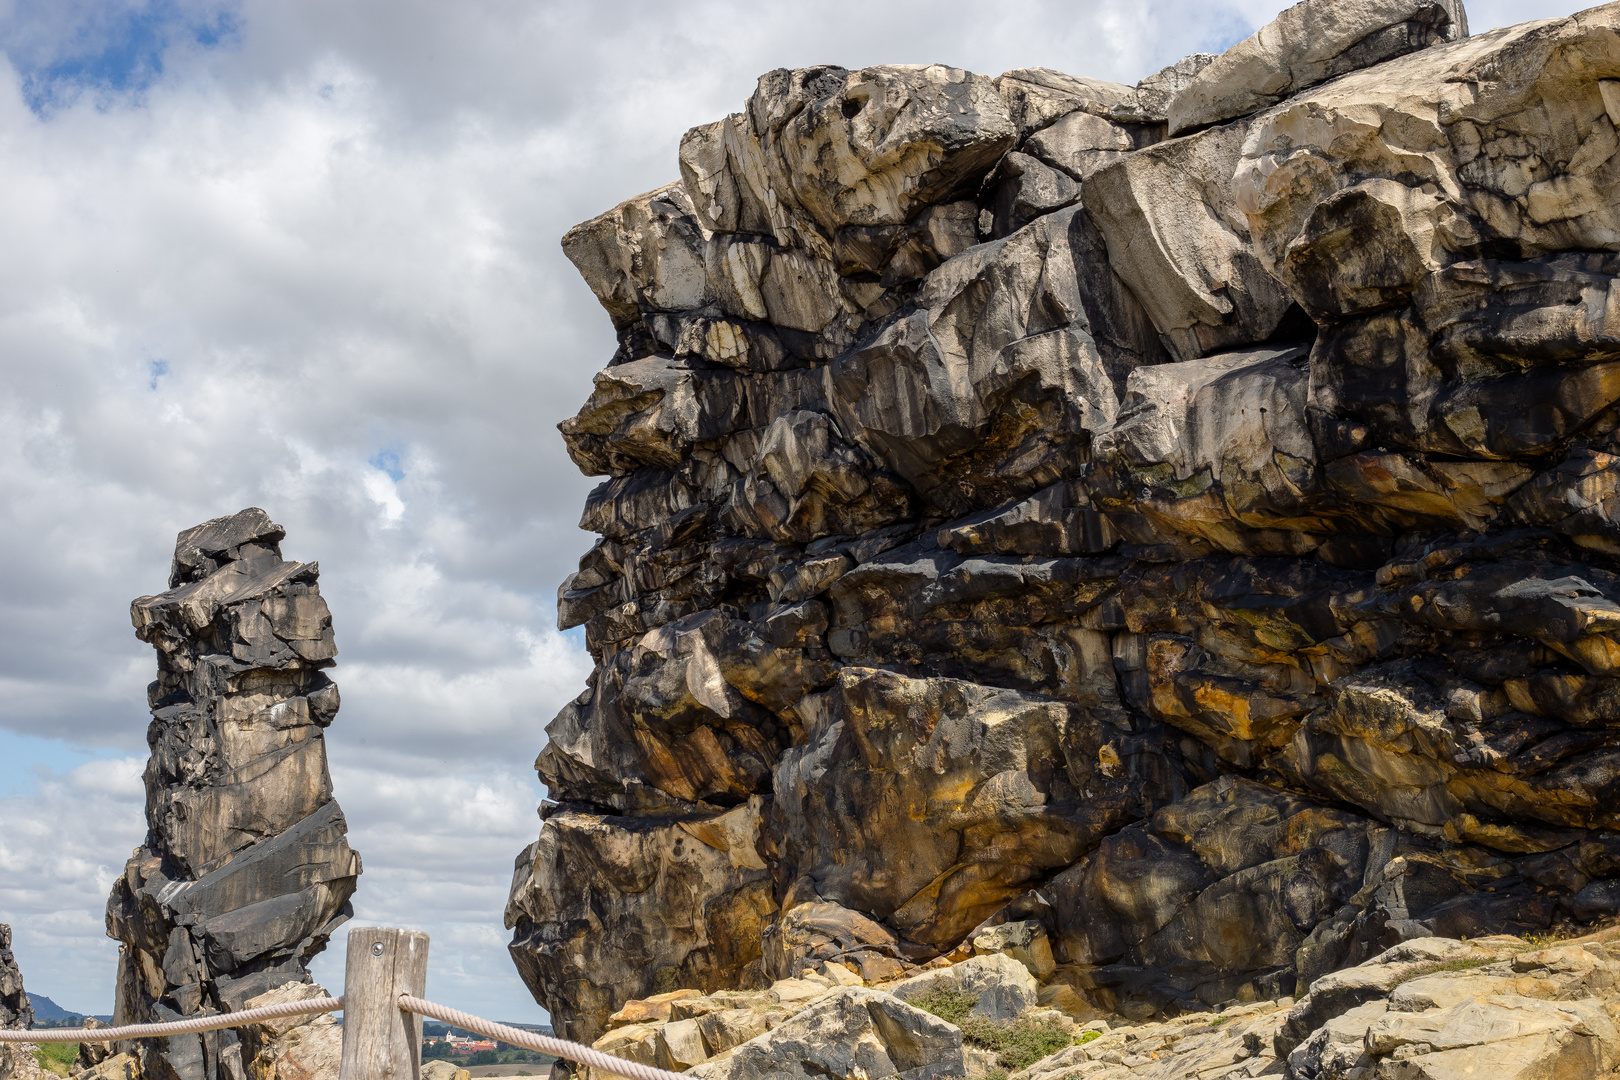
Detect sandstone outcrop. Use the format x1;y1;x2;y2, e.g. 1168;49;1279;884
989;928;1620;1078
512;0;1620;1052
106;509;359;1080
590;931;1620;1080
583;971;965;1080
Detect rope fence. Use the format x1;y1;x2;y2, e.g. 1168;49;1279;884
0;929;691;1080
402;996;686;1080
0;997;344;1043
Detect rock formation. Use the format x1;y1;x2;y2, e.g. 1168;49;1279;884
106;509;359;1080
0;926;31;1033
509;0;1620;1052
0;924;49;1080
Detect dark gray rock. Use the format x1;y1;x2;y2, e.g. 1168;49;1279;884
105;509;359;1080
0;926;31;1031
514;1;1620;1043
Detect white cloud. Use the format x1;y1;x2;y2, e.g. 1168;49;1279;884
0;756;145;1013
0;0;1593;1023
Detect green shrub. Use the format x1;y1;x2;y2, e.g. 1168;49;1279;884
910;988;978;1025
32;1042;77;1077
1077;1030;1101;1044
959;1014;1074;1071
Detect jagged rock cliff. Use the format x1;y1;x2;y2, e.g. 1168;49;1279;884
507;0;1620;1048
106;509;359;1080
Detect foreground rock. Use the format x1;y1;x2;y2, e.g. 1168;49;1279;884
514;0;1620;1048
1008;929;1620;1079
105;509;359;1080
231;982;341;1080
588;977;962;1080
689;988;961;1080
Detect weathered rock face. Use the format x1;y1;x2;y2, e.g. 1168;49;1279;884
1167;0;1469;135
513;0;1620;1046
106;509;359;1080
0;925;48;1080
0;926;31;1032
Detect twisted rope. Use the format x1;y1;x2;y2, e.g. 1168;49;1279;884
400;995;688;1080
0;997;344;1043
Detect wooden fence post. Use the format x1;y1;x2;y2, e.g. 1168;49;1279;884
338;927;429;1080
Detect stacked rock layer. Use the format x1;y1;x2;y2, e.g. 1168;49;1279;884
507;0;1620;1045
106;509;359;1080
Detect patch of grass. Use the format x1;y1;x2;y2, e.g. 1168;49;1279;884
960;1014;1074;1072
1078;1030;1101;1044
984;1070;1007;1080
911;988;978;1026
32;1042;76;1077
1208;1015;1227;1026
1391;956;1494;988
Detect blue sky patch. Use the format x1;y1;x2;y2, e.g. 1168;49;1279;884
370;447;406;482
1;0;241;115
148;358;169;389
0;728;131;799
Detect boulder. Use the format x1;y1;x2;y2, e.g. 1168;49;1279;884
1168;0;1468;135
687;988;962;1080
505;805;775;1043
420;1063;469;1080
562;184;714;332
73;1019;113;1073
234;982;343;1080
71;1054;140;1080
970;922;1057;981
681;64;1013;268
1086;119;1299;362
889;955;1038;1021
1235;6;1620;307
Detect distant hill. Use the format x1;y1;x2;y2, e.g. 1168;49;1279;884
27;994;110;1025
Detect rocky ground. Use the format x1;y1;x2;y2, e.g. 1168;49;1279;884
587;924;1620;1079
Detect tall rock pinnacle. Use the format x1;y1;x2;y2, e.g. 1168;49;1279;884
106;508;359;1080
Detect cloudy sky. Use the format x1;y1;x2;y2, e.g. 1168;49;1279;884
0;0;1576;1024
